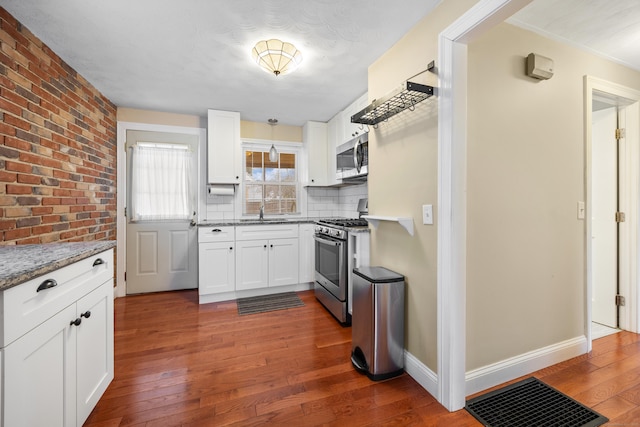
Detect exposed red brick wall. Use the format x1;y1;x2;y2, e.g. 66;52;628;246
0;7;117;245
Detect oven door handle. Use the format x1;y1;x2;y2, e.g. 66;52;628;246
313;235;343;246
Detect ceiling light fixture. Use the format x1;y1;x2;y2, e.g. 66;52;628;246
252;39;303;77
268;118;278;162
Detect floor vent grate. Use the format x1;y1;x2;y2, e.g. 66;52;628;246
237;292;304;315
465;377;608;427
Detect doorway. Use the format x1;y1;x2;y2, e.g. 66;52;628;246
586;77;640;343
591;104;620;330
125;130;199;294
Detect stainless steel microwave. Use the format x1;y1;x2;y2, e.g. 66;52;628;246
336;133;368;181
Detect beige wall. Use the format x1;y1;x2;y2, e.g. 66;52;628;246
367;0;479;371
117;107;205;128
240;121;302;142
466;23;640;370
117;108;302;141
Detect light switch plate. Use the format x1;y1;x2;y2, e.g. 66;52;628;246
577;201;585;220
422;204;433;225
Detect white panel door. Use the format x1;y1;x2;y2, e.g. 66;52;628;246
592;107;618;327
236;240;269;290
269;238;299;287
126;130;198;294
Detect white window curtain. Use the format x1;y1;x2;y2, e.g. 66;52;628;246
130;143;194;221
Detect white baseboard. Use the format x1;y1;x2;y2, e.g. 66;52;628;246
404;350;439;399
465;335;588;396
404;335;588;406
198;282;313;304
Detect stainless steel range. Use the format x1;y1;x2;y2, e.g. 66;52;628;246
313;217;368;324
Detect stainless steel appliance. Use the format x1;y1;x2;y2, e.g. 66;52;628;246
314;217;368;324
336;132;368;182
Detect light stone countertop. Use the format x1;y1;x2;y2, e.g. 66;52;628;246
0;241;116;291
198;217;322;227
198;217;371;233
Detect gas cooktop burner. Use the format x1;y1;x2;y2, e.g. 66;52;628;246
318;218;368;228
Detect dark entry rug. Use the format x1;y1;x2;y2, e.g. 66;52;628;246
236;292;304;315
465;377;608;427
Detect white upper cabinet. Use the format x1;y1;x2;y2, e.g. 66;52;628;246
303;121;328;187
340;92;368;144
326;114;342;186
207;109;241;184
325;92;367;186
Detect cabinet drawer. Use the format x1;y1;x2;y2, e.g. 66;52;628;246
235;224;299;241
198;226;235;243
0;249;114;347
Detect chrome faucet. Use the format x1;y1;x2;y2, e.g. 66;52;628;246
259;205;264;220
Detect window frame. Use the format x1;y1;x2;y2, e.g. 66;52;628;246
240;140;302;218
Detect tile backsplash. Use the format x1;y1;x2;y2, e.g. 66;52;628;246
307;183;368;218
204;182;367;221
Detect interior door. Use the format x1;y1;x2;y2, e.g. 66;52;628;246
592;107;618;327
126;130;198;294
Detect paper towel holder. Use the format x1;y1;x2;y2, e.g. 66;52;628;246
208;185;235;196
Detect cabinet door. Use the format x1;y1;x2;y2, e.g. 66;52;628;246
236;240;269;290
207;109;241;184
269;238;299;287
342;92;368;144
4;304;76;427
76;281;114;426
199;241;235;294
326;114;341;186
298;224;315;283
303;121;328;187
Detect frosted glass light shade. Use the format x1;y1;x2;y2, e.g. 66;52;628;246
269;144;278;162
252;39;303;76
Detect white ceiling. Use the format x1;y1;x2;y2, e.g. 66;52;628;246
508;0;640;72
0;0;442;126
0;0;639;126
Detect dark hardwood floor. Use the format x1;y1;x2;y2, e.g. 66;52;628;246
85;289;640;426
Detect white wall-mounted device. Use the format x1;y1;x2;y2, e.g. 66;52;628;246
526;53;554;80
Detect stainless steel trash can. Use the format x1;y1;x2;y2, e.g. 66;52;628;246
351;266;405;381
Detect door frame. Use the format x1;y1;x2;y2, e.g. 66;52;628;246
584;76;640;347
436;0;534;411
116;122;206;297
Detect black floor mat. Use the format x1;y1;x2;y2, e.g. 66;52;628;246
465;377;608;427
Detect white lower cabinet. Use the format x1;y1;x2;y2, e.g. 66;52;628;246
199;242;235;294
76;282;114;424
235;224;299;291
268;238;299;287
2;249;114;427
235;238;299;290
235;240;269;290
198;223;313;303
198;227;236;295
4;303;76;427
299;223;315;283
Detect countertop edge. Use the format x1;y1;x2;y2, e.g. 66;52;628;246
198;218;321;227
0;241;116;291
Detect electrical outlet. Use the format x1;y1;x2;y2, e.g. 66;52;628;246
422;204;433;225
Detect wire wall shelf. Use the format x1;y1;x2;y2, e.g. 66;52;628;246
351;61;436;127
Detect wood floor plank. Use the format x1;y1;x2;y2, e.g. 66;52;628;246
84;290;640;426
